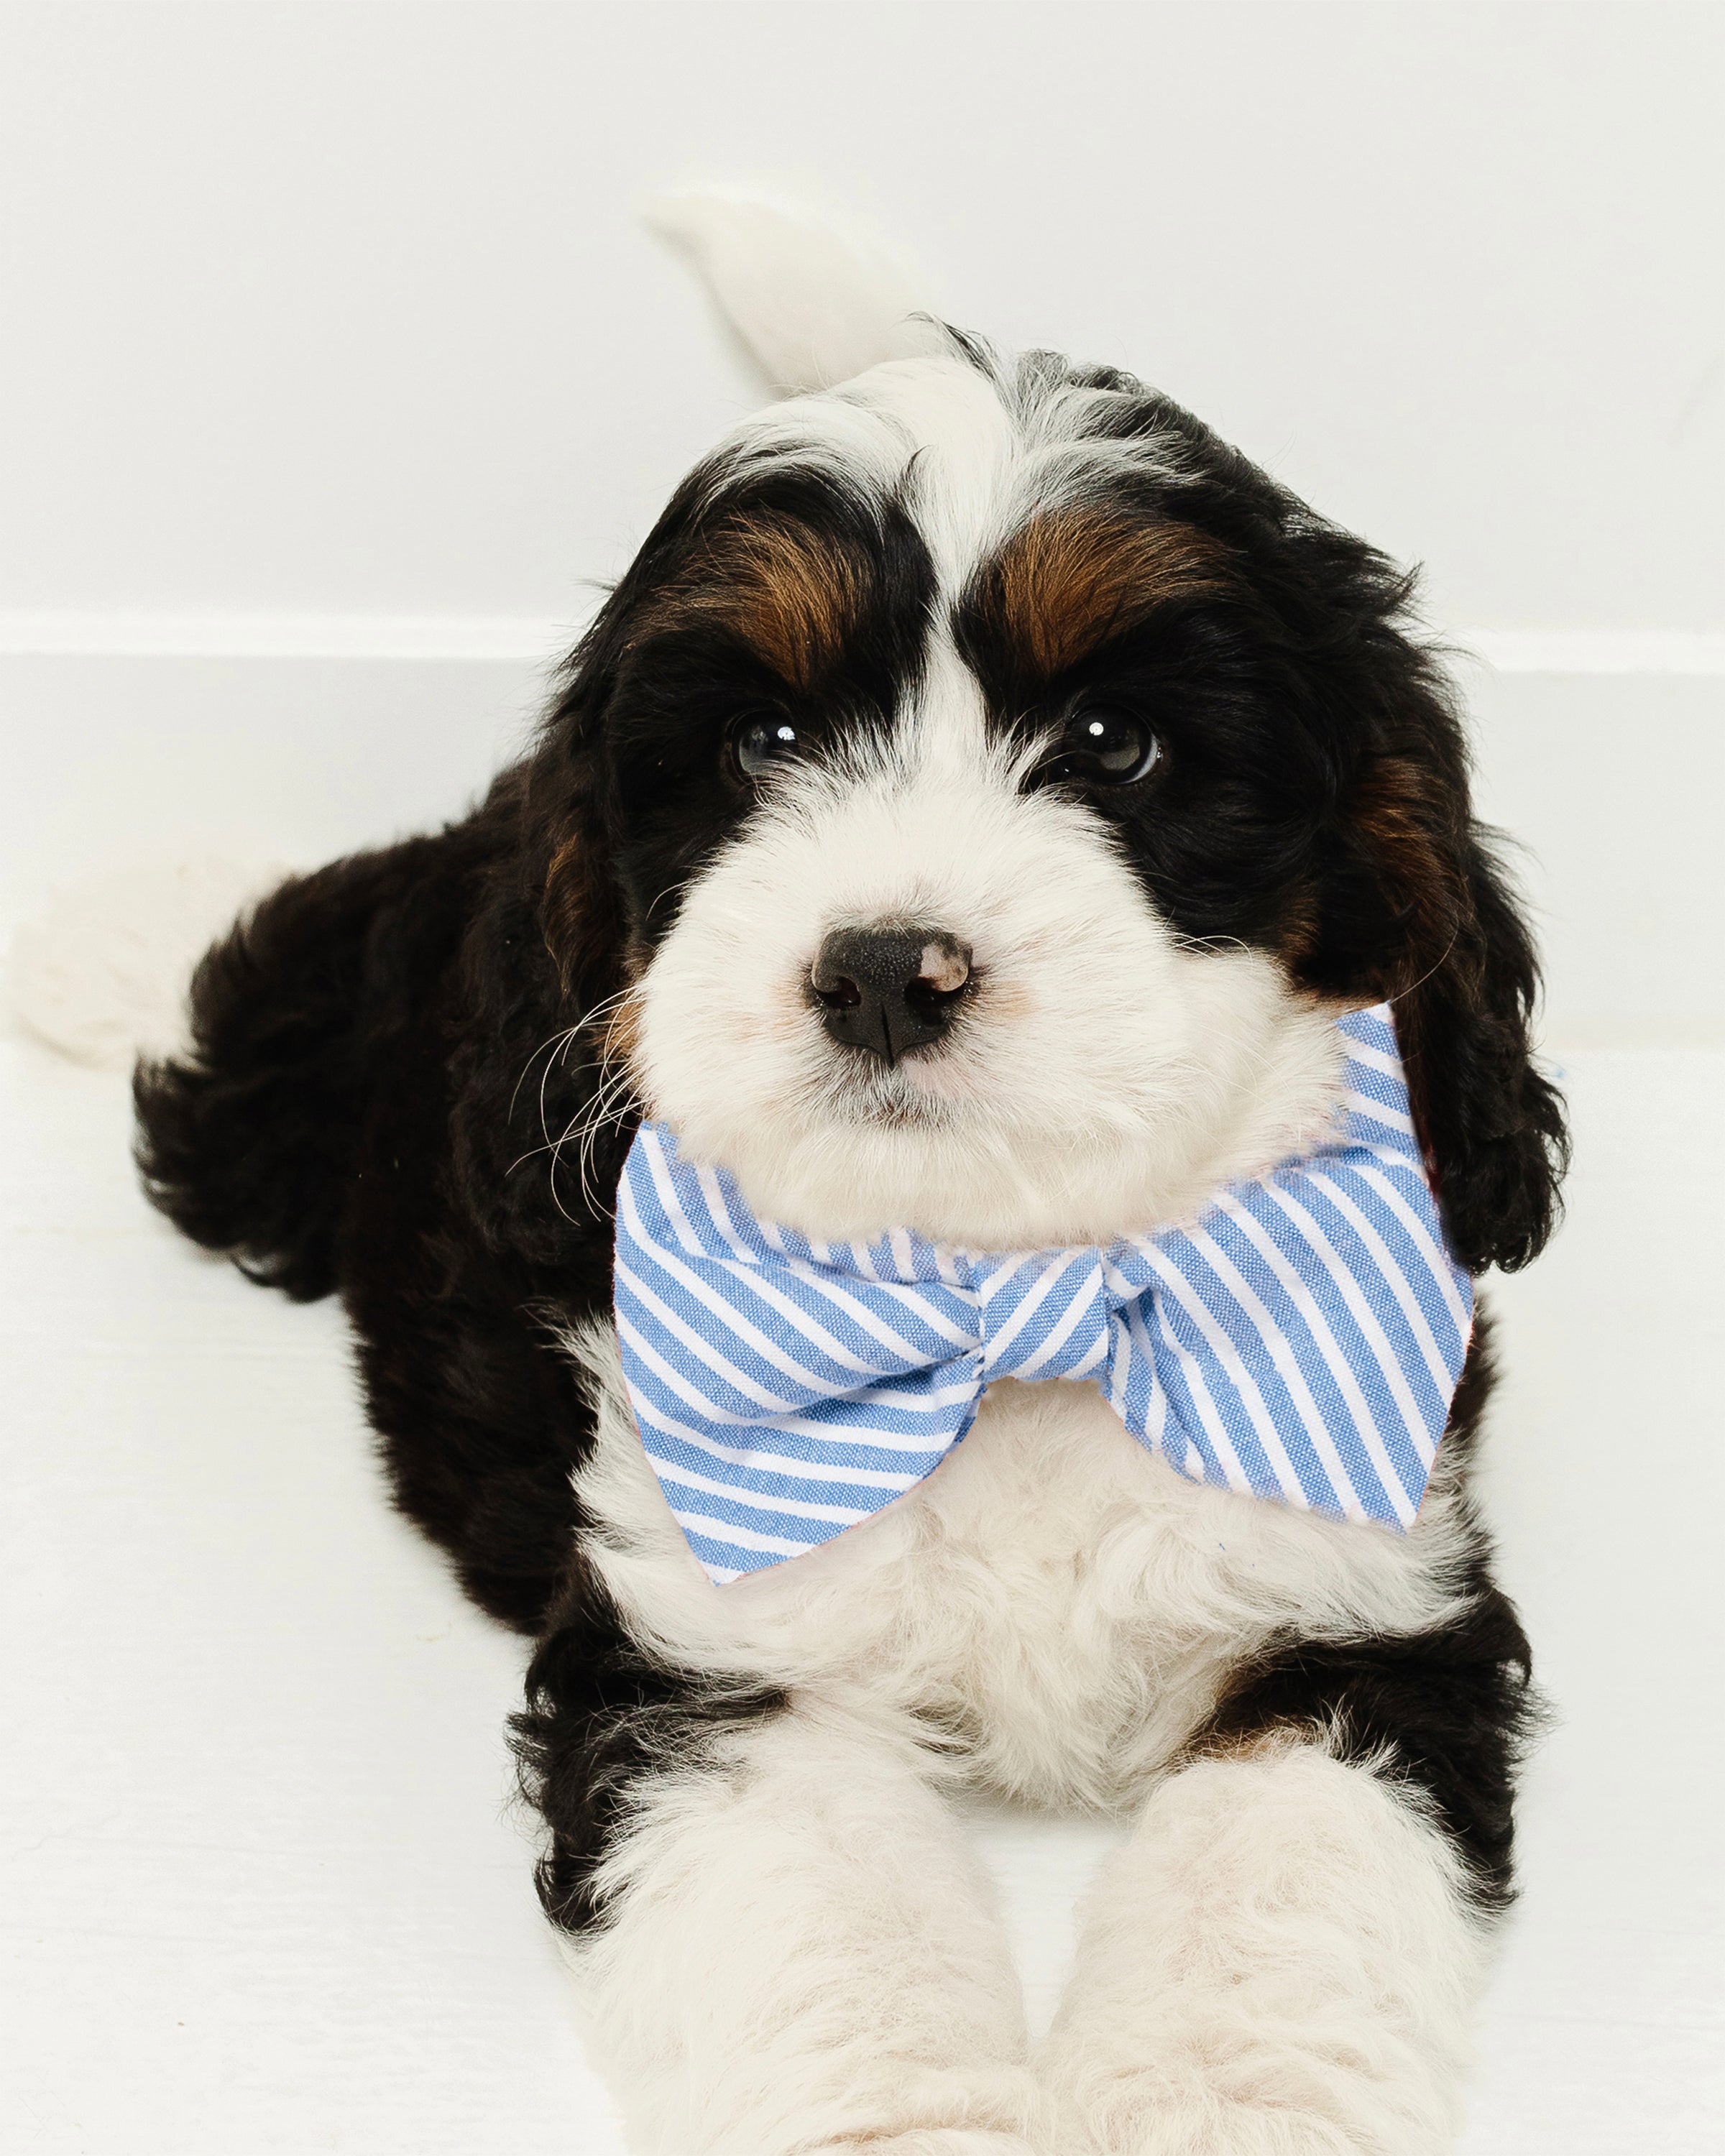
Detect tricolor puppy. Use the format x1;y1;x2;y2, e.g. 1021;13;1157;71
130;211;1566;2155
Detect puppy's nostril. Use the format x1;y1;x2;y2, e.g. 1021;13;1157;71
809;924;972;1066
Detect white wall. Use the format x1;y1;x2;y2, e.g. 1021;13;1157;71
4;0;1723;1039
6;0;1724;632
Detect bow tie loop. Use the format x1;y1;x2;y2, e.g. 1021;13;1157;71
971;1247;1115;1386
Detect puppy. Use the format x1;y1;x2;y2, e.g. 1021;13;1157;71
129;225;1565;2155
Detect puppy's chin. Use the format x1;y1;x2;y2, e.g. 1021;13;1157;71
635;986;1348;1253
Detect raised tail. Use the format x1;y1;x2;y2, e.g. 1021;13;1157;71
645;185;946;392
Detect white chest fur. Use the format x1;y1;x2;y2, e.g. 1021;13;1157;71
570;1325;1473;1812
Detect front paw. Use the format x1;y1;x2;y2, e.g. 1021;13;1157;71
816;2136;1043;2156
1045;2064;1456;2156
1052;2086;1357;2156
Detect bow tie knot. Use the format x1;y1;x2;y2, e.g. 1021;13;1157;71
970;1249;1114;1386
613;1007;1473;1584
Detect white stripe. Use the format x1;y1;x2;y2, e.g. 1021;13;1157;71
971;1250;1039;1302
859;1376;983;1411
663;1507;814;1559
1343;1091;1417;1138
763;1245;978;1355
1343;1041;1404;1080
1106;1298;1133;1416
632;1169;958;1371
691;1159;780;1271
650;1455;882;1525
620;1329;970;1455
615;1304;801;1425
627;1396;929;1487
1059;1326;1111;1381
632;1186;926;1385
638;1127;731;1266
735;1408;964;1450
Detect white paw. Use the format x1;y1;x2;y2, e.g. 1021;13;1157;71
1094;2105;1353;2156
815;2136;1040;2156
1050;2076;1440;2156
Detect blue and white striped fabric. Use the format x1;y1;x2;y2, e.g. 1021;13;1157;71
613;1005;1473;1583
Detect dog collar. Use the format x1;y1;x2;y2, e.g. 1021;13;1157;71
612;1006;1472;1583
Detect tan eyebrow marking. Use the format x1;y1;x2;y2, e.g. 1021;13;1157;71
638;517;870;691
973;506;1233;679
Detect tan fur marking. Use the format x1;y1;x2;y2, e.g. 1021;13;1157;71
983;508;1230;678
642;520;868;690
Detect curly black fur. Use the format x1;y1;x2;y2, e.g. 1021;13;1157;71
510;1555;788;1932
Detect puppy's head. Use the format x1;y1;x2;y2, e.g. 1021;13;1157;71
531;340;1566;1266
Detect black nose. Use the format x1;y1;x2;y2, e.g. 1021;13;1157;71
809;925;972;1065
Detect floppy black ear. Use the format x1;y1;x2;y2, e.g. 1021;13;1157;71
431;640;637;1269
533;676;630;1007
1300;663;1570;1276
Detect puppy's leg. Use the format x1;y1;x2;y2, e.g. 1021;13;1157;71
569;1697;1040;2156
1039;1743;1489;2155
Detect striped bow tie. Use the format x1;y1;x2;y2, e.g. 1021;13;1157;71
613;1006;1472;1584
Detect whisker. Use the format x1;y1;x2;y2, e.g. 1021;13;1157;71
507;1025;581;1125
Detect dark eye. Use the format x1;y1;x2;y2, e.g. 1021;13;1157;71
731;713;802;780
1041;704;1161;788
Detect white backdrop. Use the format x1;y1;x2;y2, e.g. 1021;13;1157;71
4;9;1724;2156
4;0;1724;1040
4;1;1724;633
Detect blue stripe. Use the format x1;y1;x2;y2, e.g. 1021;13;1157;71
677;1524;809;1577
653;1473;847;1544
643;1431;920;1507
626;1390;953;1480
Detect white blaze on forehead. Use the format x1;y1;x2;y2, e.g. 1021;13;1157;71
903;632;993;775
836;356;1020;593
718;353;1021;601
714;346;1194;629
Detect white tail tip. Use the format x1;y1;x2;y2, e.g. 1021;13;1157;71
8;857;288;1072
646;187;947;394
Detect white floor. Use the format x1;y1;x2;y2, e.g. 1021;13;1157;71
4;1016;1721;2154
